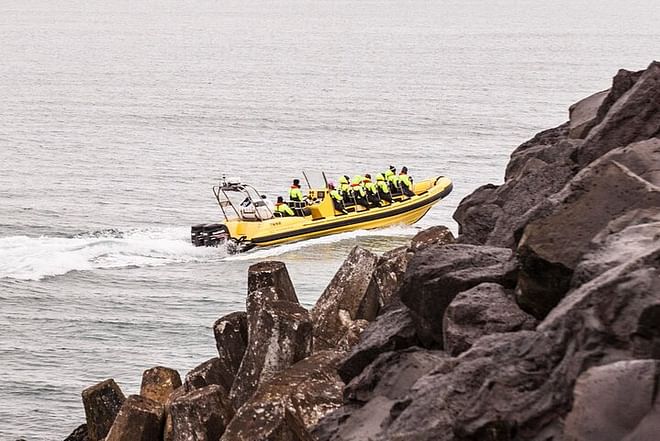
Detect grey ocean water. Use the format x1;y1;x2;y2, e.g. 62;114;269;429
0;0;658;438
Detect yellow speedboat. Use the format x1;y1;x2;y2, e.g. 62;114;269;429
191;173;452;252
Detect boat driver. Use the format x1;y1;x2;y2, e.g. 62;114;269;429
289;179;304;202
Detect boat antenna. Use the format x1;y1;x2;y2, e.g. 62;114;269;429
302;171;312;189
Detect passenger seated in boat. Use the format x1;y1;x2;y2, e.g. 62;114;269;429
328;182;348;214
385;166;401;195
399;166;415;197
274;196;295;217
351;175;370;210
363;174;381;207
338;175;353;204
375;173;393;203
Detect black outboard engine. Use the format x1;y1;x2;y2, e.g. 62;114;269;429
191;223;230;247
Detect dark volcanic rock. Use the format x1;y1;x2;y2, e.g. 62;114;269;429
568;89;609;139
451;183;500;245
563;360;660;441
400;244;518;347
213;311;248;377
312;246;379;351
230;295;313;410
184;357;234;396
595;67;645;124
105;395;164;441
221;351;344;441
140;366;182;405
572;208;660;287
454;123;581;248
63;424;88;441
81;379;126;441
321;225;660;441
517;146;660;319
170;384;233;441
337;306;419;384
344;347;448;403
363;246;410;312
409;225;455;251
578;61;660;167
442;282;537;356
248;260;299;304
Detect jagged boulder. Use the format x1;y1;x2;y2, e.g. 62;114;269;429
363;246;409;311
409;225;455;251
400;244;517;347
248;261;299;304
312;246;379;351
319;222;660;440
230;292;313;410
577;61;660;167
568;89;609;139
517;143;660;319
221;351;344;441
213;311;248;377
169;384;234;441
452;183;501;245
595;67;645;123
564;360;660;441
572;208;660;287
140;366;182;405
337;306;419;384
105;395;165;441
442;282;537;356
454;123;581;249
184;357;234;396
63;424;88;441
81;379;126;441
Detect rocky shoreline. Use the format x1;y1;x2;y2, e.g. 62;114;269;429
63;61;658;441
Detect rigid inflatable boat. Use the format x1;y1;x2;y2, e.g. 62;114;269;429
191;173;452;252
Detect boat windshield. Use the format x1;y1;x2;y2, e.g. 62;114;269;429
302;171;328;189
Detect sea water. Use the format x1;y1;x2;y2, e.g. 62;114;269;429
1;0;658;438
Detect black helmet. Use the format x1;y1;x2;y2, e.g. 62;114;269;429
389;165;396;172
293;179;300;186
277;196;284;203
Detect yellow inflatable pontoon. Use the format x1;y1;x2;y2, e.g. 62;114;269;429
191;173;452;252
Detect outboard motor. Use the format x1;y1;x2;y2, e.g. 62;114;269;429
191;223;230;247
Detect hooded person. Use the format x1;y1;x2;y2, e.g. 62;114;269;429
327;182;348;214
375;173;393;203
398;166;414;197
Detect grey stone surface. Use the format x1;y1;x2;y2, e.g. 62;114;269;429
443;282;537;356
578;61;660;167
213;311;248;378
400;244;517;347
568;89;609;139
222;351;344;441
229;295;313;410
337;306;419;384
564;360;660;441
312;246;379;351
